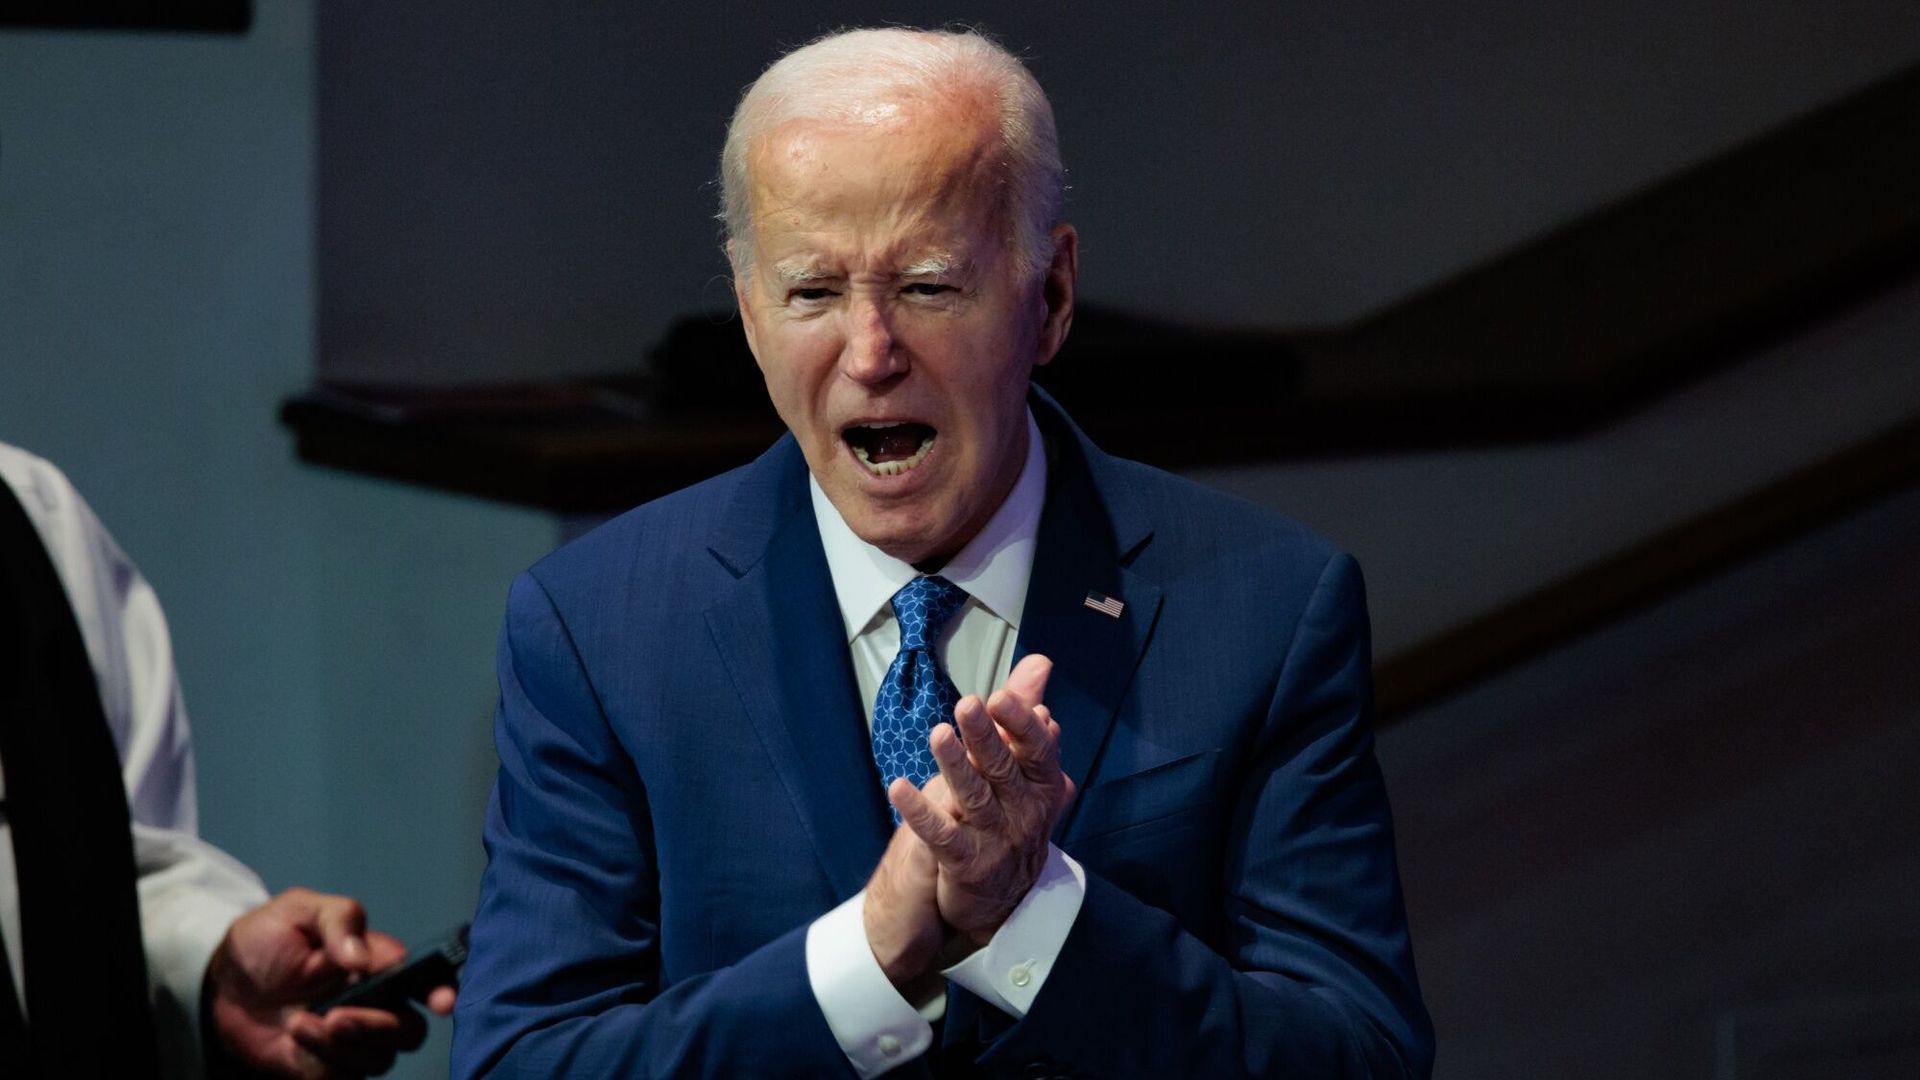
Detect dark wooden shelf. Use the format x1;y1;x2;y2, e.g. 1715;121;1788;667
1374;411;1920;721
0;3;251;32
285;62;1920;714
287;62;1920;515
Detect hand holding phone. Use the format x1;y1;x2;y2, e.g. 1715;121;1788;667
309;924;468;1016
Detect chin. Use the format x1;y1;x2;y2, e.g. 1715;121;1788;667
850;520;940;564
845;505;957;565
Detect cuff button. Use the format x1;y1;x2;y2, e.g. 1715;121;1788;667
877;1034;902;1057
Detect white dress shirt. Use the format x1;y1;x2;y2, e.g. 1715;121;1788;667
801;411;1088;1078
0;443;269;1078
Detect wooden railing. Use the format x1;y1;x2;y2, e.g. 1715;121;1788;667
1374;411;1920;721
283;62;1920;714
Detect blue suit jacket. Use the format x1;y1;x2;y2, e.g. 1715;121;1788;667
452;393;1432;1078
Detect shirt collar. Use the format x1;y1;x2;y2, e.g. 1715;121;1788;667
809;408;1046;642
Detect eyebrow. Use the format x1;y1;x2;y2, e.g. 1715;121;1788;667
772;261;835;286
900;254;960;277
769;253;969;286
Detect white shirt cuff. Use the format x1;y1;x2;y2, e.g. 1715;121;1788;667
133;822;268;1068
942;844;1084;1017
805;846;1086;1076
805;890;936;1079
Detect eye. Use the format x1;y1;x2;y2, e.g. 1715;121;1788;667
790;287;837;302
902;283;955;297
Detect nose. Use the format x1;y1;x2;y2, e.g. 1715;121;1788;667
839;296;906;385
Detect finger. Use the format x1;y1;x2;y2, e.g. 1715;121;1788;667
920;772;956;813
1035;706;1065;764
308;894;372;974
425;984;458;1016
287;1007;331;1046
989;687;1049;760
285;1019;343;1080
1038;704;1061;742
960;695;1018;785
1007;705;1064;780
363;930;408;972
320;1006;416;1073
888;778;966;860
902;827;938;876
1003;653;1052;708
324;1005;405;1035
930;722;1002;826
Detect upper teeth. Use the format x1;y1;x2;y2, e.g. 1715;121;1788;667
852;431;935;476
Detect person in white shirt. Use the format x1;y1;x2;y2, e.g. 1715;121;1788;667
0;441;454;1079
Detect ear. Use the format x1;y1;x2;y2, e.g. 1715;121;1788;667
728;242;764;366
1031;223;1077;368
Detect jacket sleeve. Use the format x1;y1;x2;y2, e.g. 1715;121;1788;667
976;553;1434;1078
451;570;861;1080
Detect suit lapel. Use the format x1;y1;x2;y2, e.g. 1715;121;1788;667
948;397;1166;1054
696;395;1162;893
1017;394;1163;840
703;439;892;901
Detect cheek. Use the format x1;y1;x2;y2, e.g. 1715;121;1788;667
758;327;841;410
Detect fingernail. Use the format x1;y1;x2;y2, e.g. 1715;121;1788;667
343;936;369;965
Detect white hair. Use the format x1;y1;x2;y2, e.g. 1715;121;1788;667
719;27;1064;282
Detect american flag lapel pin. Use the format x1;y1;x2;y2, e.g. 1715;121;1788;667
1082;590;1125;618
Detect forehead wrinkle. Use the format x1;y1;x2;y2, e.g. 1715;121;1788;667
746;110;1008;282
751;111;1001;213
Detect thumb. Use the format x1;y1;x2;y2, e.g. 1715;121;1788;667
1006;653;1052;707
305;892;372;974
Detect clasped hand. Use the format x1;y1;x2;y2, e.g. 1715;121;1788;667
864;655;1075;987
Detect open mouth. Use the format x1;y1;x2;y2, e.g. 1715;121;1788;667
843;421;936;477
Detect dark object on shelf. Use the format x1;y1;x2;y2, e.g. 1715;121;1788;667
0;2;250;32
646;303;1301;418
280;301;1305;516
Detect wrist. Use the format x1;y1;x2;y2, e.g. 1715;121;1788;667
199;941;244;1073
936;928;982;969
861;894;937;991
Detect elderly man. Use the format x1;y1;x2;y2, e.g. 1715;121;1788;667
454;27;1431;1080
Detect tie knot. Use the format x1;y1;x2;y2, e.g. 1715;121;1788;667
890;575;968;651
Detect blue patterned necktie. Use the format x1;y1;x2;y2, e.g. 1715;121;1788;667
871;575;969;811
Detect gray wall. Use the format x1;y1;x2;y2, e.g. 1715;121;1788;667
319;0;1920;382
1379;475;1920;1079
0;4;553;1074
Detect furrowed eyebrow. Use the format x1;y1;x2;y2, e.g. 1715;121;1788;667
900;255;960;277
769;255;966;284
772;262;836;286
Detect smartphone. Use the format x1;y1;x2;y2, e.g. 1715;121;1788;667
308;924;469;1015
